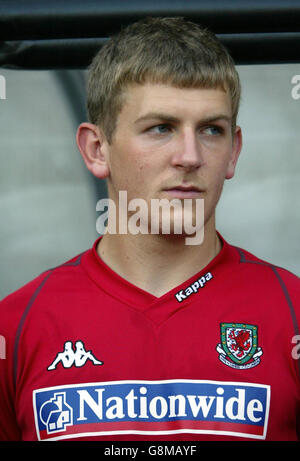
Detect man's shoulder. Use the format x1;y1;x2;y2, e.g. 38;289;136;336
231;242;300;290
0;250;87;317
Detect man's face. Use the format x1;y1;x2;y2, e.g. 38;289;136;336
101;82;241;235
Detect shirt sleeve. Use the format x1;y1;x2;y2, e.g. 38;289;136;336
0;292;22;440
0;274;47;441
277;267;300;388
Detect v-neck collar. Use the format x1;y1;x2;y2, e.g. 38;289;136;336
81;231;239;325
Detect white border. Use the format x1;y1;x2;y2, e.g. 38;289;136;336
32;379;271;441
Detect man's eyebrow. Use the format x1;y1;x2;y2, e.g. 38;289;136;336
198;114;232;124
134;112;232;124
134;112;179;124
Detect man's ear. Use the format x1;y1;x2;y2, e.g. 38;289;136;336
225;125;243;180
76;122;110;179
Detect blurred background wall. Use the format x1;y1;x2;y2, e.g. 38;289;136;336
0;64;299;299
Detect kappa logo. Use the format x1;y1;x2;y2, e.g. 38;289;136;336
216;323;263;370
47;340;103;371
175;272;213;302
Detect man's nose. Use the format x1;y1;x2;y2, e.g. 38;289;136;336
170;128;203;170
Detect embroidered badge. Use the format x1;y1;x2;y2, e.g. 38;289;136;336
216;323;263;369
47;340;103;370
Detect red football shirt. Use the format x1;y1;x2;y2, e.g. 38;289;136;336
0;233;299;441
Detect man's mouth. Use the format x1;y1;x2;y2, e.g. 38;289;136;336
163;185;204;199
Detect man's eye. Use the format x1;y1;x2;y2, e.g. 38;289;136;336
148;124;171;134
202;126;223;136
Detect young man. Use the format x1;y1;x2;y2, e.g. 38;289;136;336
0;17;299;441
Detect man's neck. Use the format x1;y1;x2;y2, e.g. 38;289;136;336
97;220;222;298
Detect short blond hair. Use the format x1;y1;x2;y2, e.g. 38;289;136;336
87;17;241;142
